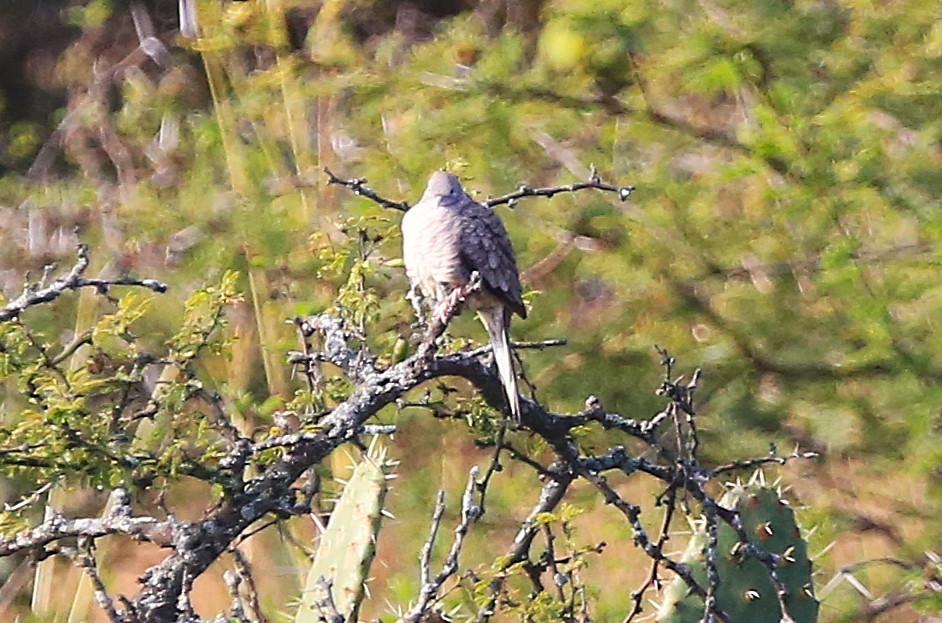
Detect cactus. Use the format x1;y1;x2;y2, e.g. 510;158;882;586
657;474;818;623
295;440;392;623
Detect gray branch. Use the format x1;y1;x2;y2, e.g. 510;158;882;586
0;244;167;322
473;462;575;623
484;165;634;208
324;168;411;212
323;167;634;213
402;467;481;623
0;489;171;556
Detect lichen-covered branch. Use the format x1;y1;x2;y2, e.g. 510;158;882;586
0;489;171;556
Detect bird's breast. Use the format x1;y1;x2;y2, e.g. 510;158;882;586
402;204;466;294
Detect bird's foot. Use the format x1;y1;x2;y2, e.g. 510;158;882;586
435;291;463;326
424;273;484;342
436;272;482;324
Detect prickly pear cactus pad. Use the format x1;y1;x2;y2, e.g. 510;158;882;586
295;442;392;623
656;477;818;623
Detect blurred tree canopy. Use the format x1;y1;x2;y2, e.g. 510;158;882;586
0;0;941;621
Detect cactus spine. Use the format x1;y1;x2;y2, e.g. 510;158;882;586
657;474;818;623
295;441;392;623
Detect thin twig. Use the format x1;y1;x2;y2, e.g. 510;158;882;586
702;505;720;623
477;440;550;476
473;466;574;623
623;490;678;623
223;570;252;623
74;538;125;623
3;481;54;512
403;467;481;623
324;168;411;212
196;390;245;445
314;577;345;623
419;490;446;588
464;338;568;358
542;524;566;602
230;547;268;623
484;169;634;208
577;467;729;623
711;447;820;476
477;420;507;515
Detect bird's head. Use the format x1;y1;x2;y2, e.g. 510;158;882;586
422;170;465;207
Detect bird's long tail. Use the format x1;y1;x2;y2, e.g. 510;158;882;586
478;307;521;422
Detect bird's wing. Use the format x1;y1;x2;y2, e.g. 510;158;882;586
456;198;527;319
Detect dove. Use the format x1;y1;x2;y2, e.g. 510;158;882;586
401;171;527;421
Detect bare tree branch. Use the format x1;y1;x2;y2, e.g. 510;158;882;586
323;168;634;214
0;244;168;322
222;570;252;623
0;244;823;623
312;578;344;623
623;491;678;623
0;489;171;556
229;548;268;623
711;446;820;476
324;168;411;212
403;467;481;623
75;538;126;623
473;464;574;623
484;169;633;207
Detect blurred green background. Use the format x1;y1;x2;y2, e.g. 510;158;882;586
0;0;940;621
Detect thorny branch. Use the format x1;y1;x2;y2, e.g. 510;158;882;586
229;548;268;623
74;538;124;623
313;578;345;623
712;446;820;476
473;465;575;623
623;491;678;623
223;570;251;623
0;243;820;623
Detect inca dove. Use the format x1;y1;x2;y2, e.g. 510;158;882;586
401;171;527;421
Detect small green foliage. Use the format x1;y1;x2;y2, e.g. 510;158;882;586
0;321;35;377
462;396;503;437
534;503;585;527
168;271;242;365
468;501;594;623
90;293;152;354
0;273;243;494
62;0;113;29
310;216;398;334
